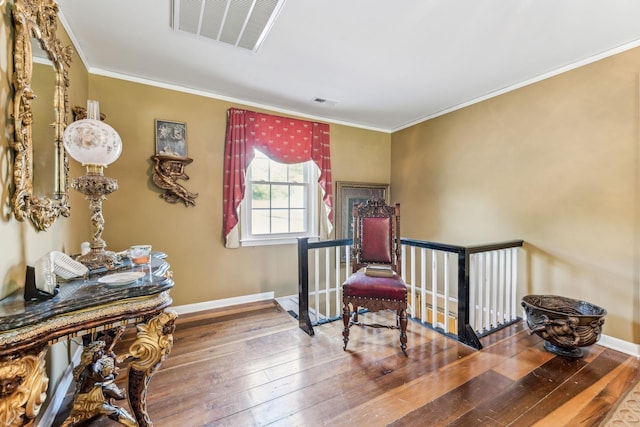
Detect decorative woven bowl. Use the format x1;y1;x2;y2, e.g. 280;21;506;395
521;294;606;358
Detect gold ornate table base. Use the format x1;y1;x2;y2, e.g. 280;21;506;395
0;309;176;427
0;349;48;427
61;310;177;427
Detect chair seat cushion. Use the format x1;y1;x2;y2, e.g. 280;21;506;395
343;270;407;300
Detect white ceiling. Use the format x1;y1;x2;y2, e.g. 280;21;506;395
57;0;640;132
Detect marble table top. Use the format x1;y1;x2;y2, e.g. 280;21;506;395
0;252;173;332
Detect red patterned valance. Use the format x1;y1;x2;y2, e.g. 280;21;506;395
223;108;333;244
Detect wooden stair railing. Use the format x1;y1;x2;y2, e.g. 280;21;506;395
297;237;524;350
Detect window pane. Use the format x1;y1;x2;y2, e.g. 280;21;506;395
252;210;270;234
289;163;304;183
271;184;289;208
290;209;305;232
270;161;288;182
290;186;304;208
241;152;317;244
252;184;270;208
271;209;289;233
251;158;269;182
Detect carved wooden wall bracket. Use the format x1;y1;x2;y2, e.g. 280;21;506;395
151;155;198;207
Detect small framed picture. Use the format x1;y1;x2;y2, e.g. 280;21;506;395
155;119;187;157
336;181;389;241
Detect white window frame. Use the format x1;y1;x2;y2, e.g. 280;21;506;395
240;151;319;247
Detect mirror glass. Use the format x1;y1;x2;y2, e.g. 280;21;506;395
31;41;57;198
12;0;72;230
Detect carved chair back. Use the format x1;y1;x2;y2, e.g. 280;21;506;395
351;198;401;274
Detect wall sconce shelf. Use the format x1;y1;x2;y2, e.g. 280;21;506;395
151;155;198;207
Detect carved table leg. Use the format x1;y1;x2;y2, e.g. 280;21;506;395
0;348;48;427
61;326;137;427
128;310;177;427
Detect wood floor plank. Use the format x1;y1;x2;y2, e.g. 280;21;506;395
283;340;474;427
479;321;527;349
447;355;588;426
156;313;435;424
322;321;549;427
510;348;629;426
151;312;422;422
169;307;297;356
531;355;637;427
386;370;515;427
208;327;451;425
52;302;637;427
565;354;640;426
491;345;555;381
175;300;279;325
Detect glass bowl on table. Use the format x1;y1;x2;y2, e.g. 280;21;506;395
129;245;152;269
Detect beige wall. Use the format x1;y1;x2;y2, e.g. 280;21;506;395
391;48;640;343
75;75;391;306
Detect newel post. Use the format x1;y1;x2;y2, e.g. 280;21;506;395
457;249;482;350
297;237;314;336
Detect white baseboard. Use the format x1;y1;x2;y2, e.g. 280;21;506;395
171;291;275;316
598;334;640;358
37;346;82;427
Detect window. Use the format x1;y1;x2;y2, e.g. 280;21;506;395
222;108;332;249
241;149;318;246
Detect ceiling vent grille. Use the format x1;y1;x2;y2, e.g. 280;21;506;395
172;0;285;52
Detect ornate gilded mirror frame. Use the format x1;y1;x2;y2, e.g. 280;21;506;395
11;0;72;230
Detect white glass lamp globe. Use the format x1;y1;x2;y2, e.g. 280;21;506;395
63;101;122;167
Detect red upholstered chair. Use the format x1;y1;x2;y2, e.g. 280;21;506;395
342;198;408;356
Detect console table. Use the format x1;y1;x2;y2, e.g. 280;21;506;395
0;252;176;427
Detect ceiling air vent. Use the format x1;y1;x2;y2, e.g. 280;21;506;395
172;0;285;52
312;97;338;107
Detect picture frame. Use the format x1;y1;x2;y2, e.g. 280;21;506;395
335;181;389;242
155;119;187;157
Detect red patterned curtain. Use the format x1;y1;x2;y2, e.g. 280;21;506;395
223;108;333;245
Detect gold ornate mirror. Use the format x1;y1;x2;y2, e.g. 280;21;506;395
11;0;72;230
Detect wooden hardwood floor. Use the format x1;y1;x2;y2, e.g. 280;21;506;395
54;300;640;426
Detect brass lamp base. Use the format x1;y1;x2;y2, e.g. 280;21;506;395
72;170;118;197
75;249;118;271
72;167;119;270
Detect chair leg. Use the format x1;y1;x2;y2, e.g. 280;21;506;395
399;308;408;356
342;302;351;351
